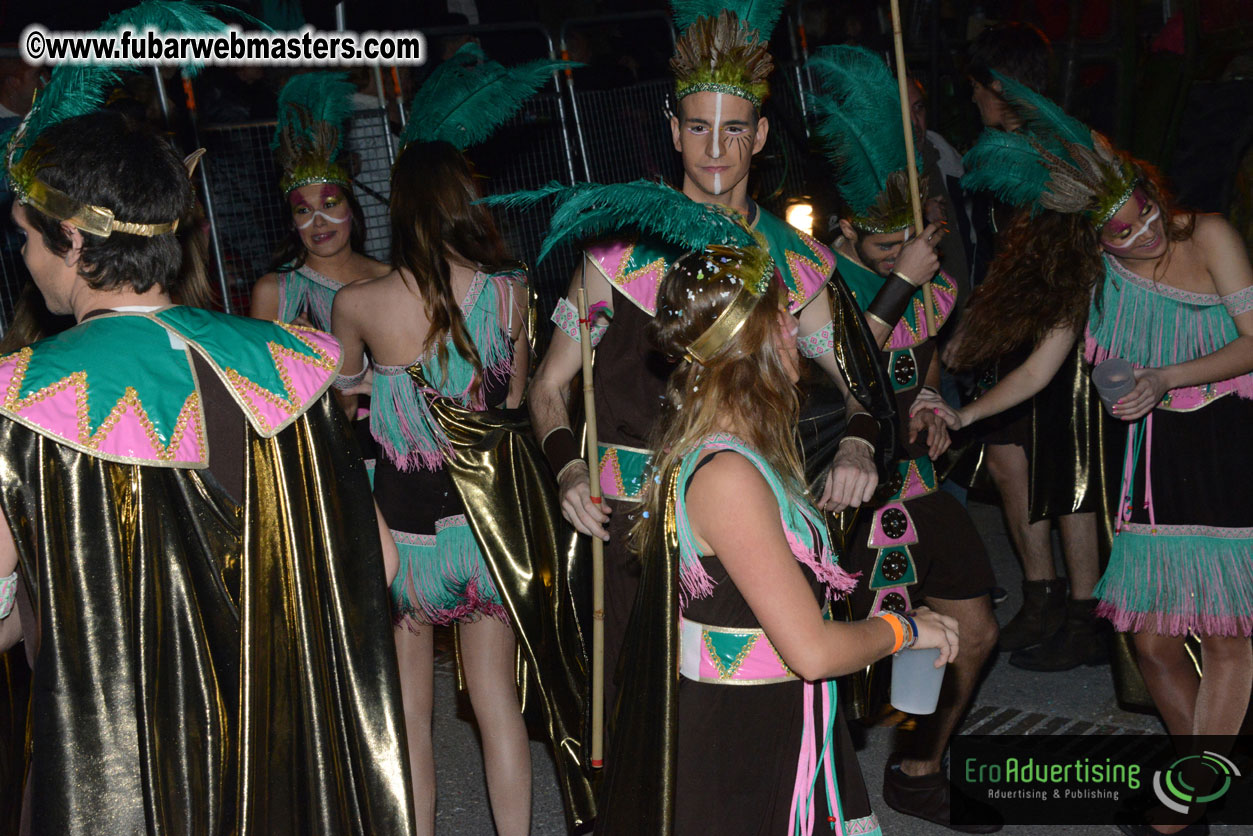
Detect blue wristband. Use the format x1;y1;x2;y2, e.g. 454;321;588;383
903;613;919;649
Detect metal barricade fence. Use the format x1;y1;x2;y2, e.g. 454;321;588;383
470;89;580;324
344;108;398;263
0;211;28;335
0;16;827;339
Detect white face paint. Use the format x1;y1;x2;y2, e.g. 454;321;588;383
1104;207;1161;252
711;92;723;194
295;210;352;230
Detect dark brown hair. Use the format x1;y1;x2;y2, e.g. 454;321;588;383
24;111;193;295
388;140;514;386
952;159;1194;369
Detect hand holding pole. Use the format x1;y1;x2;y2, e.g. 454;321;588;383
576;287;606;769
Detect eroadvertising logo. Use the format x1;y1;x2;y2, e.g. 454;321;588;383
1153;752;1240;815
950;735;1252;827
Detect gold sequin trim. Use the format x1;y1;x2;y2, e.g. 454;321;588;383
702;628;760;679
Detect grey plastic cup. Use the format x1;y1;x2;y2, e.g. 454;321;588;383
1091;358;1137;416
890;647;945;715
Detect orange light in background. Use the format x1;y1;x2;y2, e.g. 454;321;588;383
786;202;814;236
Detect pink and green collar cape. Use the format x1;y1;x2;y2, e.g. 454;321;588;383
586;205;836;316
0;306;342;468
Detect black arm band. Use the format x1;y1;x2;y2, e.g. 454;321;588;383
542;426;581;478
866;273;917;328
844;411;880;446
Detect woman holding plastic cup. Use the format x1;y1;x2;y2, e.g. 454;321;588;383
923;77;1253;835
601;242;959;835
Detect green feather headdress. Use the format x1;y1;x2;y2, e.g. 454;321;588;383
5;0;239;237
670;4;783;109
806;45;923;234
483;178;775;362
960;71;1138;226
272;72;357;194
399;42;575;152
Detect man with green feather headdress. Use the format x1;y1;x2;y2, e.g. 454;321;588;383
0;5;416;833
808;44;1001;834
527;1;895;765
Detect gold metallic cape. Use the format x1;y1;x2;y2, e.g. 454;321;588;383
0;396;416;836
417;367;597;830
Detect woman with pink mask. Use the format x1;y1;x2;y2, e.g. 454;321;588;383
251;72;389;331
931;75;1253;836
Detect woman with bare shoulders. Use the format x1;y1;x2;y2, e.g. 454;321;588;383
929;84;1253;835
249;73;389;330
331;140;531;836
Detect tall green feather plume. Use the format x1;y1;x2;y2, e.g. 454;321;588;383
98;0;260;78
271;72;357;158
481;179;756;263
271;71;357;192
806;45;920;221
5;66;122;171
991;70;1092;152
400;42;578;152
671;0;786;38
7;1;249;173
960;130;1054;211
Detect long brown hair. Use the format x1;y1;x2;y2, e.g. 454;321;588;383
388;140;513;385
951;158;1194;370
631;247;803;556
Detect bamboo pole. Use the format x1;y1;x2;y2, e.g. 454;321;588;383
889;0;937;336
576;287;606;769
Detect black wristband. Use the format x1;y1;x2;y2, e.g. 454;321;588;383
866;273;917;328
844;411;879;446
542;426;581;478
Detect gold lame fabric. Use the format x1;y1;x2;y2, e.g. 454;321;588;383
0;395;416;836
594;469;680;835
413;366;596;830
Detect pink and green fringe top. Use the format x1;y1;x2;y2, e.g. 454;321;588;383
370;270;524;471
672;433;860;607
276;264;343;331
1085;255;1253;408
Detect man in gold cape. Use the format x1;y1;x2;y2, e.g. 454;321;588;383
0;111;415;834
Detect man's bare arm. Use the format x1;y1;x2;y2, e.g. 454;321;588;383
528;253;615;540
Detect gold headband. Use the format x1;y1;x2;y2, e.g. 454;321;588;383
12;148;204;239
684;283;761;365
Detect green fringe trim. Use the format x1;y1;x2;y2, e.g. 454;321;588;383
1094;525;1253;637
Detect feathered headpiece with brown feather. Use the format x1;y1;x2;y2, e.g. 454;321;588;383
670;1;785;109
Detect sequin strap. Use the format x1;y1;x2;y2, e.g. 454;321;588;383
1222;285;1253;318
333;353;368;390
0;572;15;619
798;320;835;358
551;297;609;347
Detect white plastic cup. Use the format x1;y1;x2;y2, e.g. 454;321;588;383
1091;358;1137;416
890;647;945;715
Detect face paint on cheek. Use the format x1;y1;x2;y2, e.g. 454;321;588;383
1104;208;1161;252
295;210;351;230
